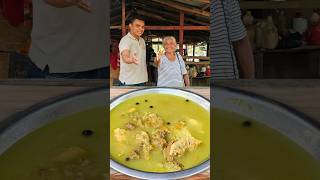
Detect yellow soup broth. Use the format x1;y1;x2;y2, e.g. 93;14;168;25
110;94;210;172
0;107;107;180
213;108;320;180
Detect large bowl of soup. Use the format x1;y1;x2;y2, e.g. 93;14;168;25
213;86;320;180
110;88;210;179
0;88;107;180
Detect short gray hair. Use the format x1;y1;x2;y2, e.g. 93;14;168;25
162;36;177;46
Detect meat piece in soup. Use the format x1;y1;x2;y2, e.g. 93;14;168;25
114;128;128;143
113;110;202;171
151;128;169;149
135;131;153;160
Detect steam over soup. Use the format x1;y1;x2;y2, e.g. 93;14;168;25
213;109;320;180
0;107;107;180
110;94;210;172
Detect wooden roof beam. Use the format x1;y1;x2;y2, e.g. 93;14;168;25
149;0;210;17
184;0;210;4
194;0;210;3
135;9;170;22
133;2;209;26
201;4;210;11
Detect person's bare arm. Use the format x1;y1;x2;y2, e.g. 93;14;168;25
44;0;79;7
183;74;190;87
233;35;255;79
44;0;92;12
121;50;139;65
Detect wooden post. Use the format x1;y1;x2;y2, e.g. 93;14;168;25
122;0;126;37
179;11;184;55
193;43;195;62
206;41;209;57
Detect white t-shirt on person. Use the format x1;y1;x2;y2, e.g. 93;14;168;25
29;0;107;73
118;33;148;85
157;53;187;87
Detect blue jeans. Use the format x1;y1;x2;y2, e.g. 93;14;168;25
119;81;146;86
47;67;107;79
25;57;107;79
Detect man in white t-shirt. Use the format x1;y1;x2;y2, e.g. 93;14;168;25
118;16;148;86
28;0;107;78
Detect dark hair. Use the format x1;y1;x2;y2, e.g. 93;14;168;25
127;15;145;24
